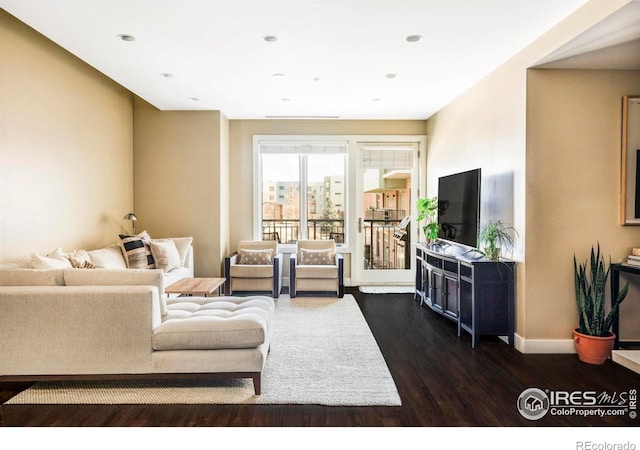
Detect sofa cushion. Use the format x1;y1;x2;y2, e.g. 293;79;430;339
64;268;167;316
163;266;191;288
229;264;273;278
295;265;338;279
0;268;65;286
149;239;181;273
120;231;156;269
299;248;334;265
155;296;275;350
238;248;273;265
87;244;127;269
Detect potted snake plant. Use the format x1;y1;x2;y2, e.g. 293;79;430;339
573;243;629;364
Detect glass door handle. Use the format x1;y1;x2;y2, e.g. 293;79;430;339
358;217;362;233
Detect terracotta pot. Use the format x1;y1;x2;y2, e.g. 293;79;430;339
573;329;616;365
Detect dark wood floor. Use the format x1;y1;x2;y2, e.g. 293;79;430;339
1;287;638;427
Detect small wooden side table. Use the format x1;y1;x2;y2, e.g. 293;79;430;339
165;277;226;297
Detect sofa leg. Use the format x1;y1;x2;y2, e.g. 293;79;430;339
253;373;261;395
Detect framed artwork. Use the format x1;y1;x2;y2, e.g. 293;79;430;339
620;95;640;225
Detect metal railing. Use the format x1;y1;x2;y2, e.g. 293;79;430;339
262;219;345;244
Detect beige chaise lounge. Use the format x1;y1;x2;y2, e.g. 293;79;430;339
0;269;275;394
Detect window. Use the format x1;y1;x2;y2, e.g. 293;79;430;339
257;141;347;245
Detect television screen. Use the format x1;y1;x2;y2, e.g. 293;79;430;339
437;168;481;248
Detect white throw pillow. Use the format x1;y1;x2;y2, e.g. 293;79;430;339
170;237;193;266
31;248;72;269
87;244;127;269
149;239;182;273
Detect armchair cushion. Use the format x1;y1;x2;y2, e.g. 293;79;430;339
299;248;334;265
229;264;274;278
295;265;338;279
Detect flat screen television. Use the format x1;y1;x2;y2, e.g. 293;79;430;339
437;168;481;248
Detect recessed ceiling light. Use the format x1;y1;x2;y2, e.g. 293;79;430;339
281;98;290;102
116;34;135;42
272;73;285;78
372;98;382;102
263;35;278;43
160;73;174;78
385;73;397;79
188;97;200;102
406;34;423;43
313;77;320;82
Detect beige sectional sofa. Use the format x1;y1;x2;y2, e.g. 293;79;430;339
0;238;275;394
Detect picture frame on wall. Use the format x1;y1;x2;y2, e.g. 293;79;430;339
619;95;640;225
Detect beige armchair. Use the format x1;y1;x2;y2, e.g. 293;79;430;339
289;239;344;298
224;240;283;298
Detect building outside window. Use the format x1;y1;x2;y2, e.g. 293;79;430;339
258;141;347;245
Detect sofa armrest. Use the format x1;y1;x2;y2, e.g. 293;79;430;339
0;285;160;375
184;245;195;278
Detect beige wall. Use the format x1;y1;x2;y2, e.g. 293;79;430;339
0;9;133;263
425;0;633;350
526;69;640;340
228;119;427;246
132;97;229;277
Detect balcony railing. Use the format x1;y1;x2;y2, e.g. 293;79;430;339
262;212;409;270
262;219;344;244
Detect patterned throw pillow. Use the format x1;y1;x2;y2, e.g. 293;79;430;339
238;248;273;265
299;248;334;265
119;231;155;269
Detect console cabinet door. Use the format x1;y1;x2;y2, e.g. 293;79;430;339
430;271;444;313
443;275;459;320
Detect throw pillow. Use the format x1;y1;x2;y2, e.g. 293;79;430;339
119;231;155;269
299;248;334;265
238;248;273;265
67;249;93;268
87;244;128;269
31;248;72;269
170;237;193;266
149;239;182;273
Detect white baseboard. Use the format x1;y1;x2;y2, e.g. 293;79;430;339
514;334;577;354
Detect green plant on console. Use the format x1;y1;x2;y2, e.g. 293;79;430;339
416;197;439;241
574;244;629;337
477;220;518;261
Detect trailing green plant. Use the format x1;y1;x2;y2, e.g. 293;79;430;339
574;243;629;337
416;197;439;241
477;220;518;261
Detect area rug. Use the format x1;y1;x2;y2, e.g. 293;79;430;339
5;294;401;406
358;286;415;294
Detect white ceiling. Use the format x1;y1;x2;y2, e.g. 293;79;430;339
3;0;627;119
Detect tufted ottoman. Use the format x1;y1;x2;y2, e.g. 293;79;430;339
151;295;275;394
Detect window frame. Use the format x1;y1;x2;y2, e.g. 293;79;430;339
253;136;349;251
